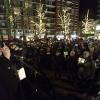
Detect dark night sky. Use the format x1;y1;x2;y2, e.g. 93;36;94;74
79;0;98;20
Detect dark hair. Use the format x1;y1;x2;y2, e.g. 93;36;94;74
0;42;5;48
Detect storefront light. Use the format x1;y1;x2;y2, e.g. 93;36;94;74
96;25;100;30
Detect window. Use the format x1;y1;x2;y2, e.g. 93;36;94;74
17;30;23;35
2;30;7;35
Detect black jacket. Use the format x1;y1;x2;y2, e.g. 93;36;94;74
0;57;24;100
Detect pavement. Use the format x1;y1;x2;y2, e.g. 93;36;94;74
43;69;95;100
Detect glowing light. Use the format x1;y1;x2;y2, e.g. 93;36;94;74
58;7;70;36
14;8;21;15
96;25;100;30
32;2;46;35
82;10;95;34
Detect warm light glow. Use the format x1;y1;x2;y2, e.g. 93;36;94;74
58;7;70;36
9;15;13;22
82;10;95;34
14;8;21;15
33;3;46;35
97;35;100;40
96;25;100;30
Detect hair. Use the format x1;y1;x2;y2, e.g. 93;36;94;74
71;50;75;55
9;42;16;47
83;51;90;57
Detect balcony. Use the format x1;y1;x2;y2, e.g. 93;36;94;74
46;1;55;6
46;28;55;30
46;4;55;8
46;13;55;18
0;17;6;20
0;25;7;29
67;0;72;3
46;8;55;12
0;7;6;13
0;1;4;5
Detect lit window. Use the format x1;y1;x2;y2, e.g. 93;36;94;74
96;25;100;30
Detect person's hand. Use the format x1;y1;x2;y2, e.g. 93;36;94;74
78;61;82;64
64;55;66;59
2;46;10;59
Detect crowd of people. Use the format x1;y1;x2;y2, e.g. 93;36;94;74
0;38;100;99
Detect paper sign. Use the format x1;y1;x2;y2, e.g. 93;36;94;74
78;57;85;63
17;68;26;80
64;51;68;55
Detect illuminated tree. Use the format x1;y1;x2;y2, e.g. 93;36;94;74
6;2;22;38
32;1;47;36
7;0;32;39
82;10;95;36
58;7;70;39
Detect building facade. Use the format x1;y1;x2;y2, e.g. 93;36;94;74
95;0;100;39
0;0;79;41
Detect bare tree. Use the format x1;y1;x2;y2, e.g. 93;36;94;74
32;2;47;36
58;7;70;39
82;10;95;37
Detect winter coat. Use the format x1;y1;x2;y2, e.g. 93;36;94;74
0;57;25;100
78;56;95;80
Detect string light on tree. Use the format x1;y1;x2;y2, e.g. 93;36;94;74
32;0;47;36
58;6;71;39
82;10;95;36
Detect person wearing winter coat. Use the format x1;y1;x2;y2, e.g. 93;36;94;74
78;51;95;96
51;50;63;81
67;50;78;83
0;45;25;100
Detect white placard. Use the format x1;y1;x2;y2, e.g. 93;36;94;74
78;57;85;63
17;68;26;80
64;51;68;55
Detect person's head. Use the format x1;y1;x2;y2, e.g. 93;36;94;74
55;50;61;56
70;50;75;56
89;46;94;52
9;42;17;49
46;47;50;52
83;51;90;59
17;44;24;50
14;46;19;51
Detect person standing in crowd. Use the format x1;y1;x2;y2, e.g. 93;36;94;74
51;50;63;81
79;43;87;55
9;42;26;70
67;50;78;83
78;51;95;96
0;45;25;100
95;53;100;83
44;46;52;69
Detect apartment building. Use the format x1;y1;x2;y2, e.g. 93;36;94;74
0;0;79;40
95;0;100;38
